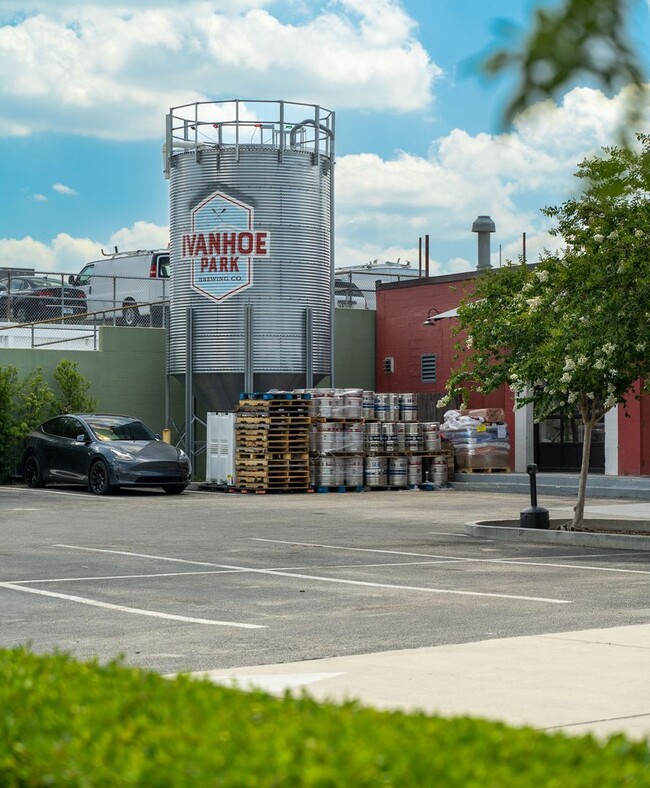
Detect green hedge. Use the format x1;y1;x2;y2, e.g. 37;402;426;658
1;647;648;786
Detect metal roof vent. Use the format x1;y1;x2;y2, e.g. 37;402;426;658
472;215;496;270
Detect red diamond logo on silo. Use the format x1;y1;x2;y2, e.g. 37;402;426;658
182;191;270;303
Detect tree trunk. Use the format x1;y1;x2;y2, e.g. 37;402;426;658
572;417;594;529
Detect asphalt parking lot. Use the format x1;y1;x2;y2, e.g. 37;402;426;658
1;484;649;676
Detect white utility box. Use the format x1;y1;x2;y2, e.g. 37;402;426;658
206;412;236;485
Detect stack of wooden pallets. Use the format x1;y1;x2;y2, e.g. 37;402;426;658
235;393;311;491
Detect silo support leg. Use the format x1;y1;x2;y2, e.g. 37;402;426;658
244;305;254;394
305;307;313;389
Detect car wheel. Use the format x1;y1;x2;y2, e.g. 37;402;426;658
122;300;139;327
163;484;188;495
23;454;46;488
14;304;28;324
88;459;115;495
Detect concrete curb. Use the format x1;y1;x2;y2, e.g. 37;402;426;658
450;472;650;501
465;520;650;551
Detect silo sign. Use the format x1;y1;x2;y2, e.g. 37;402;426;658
184;190;270;302
166;99;334;411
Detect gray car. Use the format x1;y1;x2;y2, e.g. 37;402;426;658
22;414;191;495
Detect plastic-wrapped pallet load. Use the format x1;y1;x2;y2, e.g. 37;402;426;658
441;410;510;471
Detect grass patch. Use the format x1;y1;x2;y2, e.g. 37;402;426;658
1;647;648;786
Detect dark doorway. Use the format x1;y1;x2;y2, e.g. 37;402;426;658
534;410;605;473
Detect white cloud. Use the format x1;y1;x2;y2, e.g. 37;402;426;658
0;1;440;140
446;257;473;274
0;222;168;274
33;193;48;202
52;183;78;196
3;84;647;277
336;85;649;272
0;233;101;273
109;221;169;253
0;236;54;271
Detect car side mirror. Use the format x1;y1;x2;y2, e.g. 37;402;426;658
76;434;89;444
68;275;78;286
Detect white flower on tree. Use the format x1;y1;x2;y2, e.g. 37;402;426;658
442;135;650;529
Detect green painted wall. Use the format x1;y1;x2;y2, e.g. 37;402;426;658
0;310;375;421
1;310;375;479
333;308;376;390
0;327;168;433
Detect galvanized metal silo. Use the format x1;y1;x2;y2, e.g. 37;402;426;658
164;99;335;418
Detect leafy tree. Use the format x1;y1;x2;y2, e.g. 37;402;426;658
0;361;97;483
440;136;650;528
482;0;648;144
0;367;54;483
0;367;21;482
51;360;97;415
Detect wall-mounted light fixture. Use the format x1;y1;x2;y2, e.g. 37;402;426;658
423;306;459;326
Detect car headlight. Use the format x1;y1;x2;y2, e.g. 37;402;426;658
109;447;135;461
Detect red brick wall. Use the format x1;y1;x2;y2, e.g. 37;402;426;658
375;276;650;475
618;382;650;476
376;275;515;468
375;276;474;395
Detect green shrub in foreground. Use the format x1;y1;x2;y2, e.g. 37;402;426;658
0;647;648;786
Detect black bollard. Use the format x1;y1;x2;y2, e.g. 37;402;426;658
520;463;549;529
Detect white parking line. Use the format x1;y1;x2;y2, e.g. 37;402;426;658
272;560;460;571
0;488;120;501
0;582;266;628
10;508;42;512
250;538;475;561
7;561;461;585
488;559;650;575
250;539;646;574
55;545;571;604
9;570;248;584
56;544;232;567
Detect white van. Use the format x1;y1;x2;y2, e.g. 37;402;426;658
69;249;170;326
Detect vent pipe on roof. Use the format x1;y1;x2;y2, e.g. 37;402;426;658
472;215;495;270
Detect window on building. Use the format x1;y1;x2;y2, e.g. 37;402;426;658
421;354;437;383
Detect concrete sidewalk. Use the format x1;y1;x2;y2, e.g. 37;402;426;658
193;624;650;741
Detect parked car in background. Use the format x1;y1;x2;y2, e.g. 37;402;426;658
69;249;170;326
334;278;368;309
0;275;87;323
22;414;191;495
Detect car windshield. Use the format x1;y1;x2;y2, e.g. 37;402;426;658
86;417;157;442
25;278;54;289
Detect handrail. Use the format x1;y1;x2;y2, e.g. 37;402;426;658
0;299;170;331
31;327;98;349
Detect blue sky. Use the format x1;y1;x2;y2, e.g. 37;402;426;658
0;0;648;276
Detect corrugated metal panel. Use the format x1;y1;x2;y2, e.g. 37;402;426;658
168;145;332;382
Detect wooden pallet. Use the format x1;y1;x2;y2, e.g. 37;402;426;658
238;400;311;410
236;415;311;425
237;451;309;461
237;441;309;450
236;468;310;479
237;475;310;483
237;485;312;493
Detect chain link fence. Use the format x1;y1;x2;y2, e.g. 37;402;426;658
0;269;170;329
